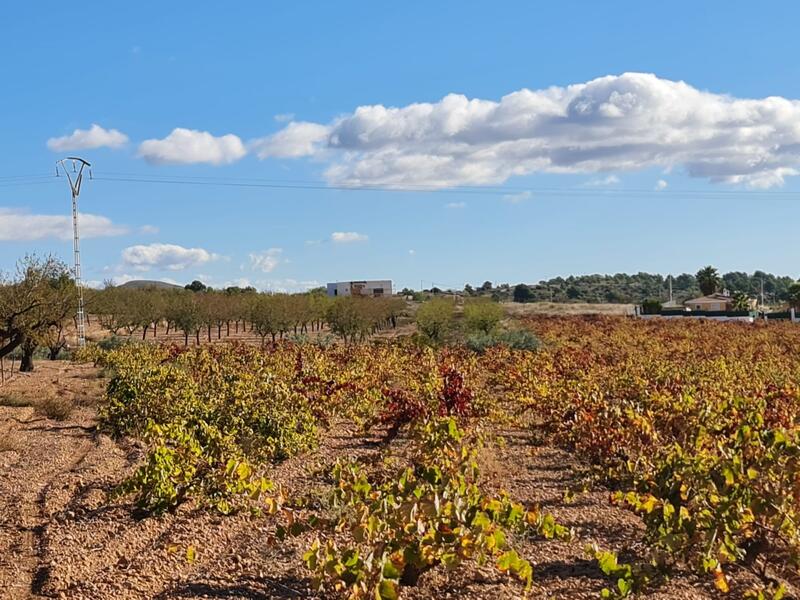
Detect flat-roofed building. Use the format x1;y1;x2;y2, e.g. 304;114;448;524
326;280;392;298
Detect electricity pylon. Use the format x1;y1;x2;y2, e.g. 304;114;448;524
56;157;92;347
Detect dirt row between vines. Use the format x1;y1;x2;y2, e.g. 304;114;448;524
0;361;759;599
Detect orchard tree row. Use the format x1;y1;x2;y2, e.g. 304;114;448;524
88;285;407;346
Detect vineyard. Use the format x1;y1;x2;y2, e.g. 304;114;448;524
2;315;800;598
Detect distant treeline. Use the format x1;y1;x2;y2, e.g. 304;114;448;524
447;271;798;305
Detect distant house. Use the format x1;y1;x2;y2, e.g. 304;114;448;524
683;293;756;312
326;280;392;298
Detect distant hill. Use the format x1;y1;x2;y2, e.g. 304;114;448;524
117;280;183;290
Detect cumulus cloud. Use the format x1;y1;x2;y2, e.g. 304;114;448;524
251;121;330;159
138;128;246;165
0;208;127;241
331;231;368;243
249;248;283;272
47;124;129;152
655;179;669;191
445;201;466;209
121;243;217;271
259;72;800;189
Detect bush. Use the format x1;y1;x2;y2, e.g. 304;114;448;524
98;335;133;351
466;330;540;353
37;394;74;421
0;394;32;408
463;299;504;334
641;299;662;315
415;298;456;344
101;344;318;513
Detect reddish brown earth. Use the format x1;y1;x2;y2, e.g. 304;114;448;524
0;361;763;599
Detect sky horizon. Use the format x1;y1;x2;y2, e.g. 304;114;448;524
2;2;800;292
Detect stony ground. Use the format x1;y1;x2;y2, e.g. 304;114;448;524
0;361;763;599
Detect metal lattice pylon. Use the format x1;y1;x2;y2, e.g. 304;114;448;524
56;157;92;347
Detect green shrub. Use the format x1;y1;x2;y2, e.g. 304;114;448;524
466;329;540;353
640;299;662;315
415;298;456;344
463;299;504;334
98;335;133;351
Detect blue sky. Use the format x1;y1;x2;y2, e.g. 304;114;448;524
2;1;799;292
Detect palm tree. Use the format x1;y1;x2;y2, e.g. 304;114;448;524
696;266;721;296
731;291;751;312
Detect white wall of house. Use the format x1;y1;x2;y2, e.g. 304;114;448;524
326;280;393;298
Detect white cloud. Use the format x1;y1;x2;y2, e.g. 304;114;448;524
331;231;368;243
445;201;466;209
585;174;620;186
262;72;800;189
218;277;318;293
249;248;283;273
274;113;295;123
655;179;668;191
222;277;254;289
261;278;320;293
0;208;128;241
251;122;330;159
503;191;531;204
47;124;129;152
138;128;246;165
121;243;217;271
140;224;159;234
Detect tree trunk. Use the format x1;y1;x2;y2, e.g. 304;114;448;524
20;340;36;373
226;321;230;336
196;330;201;345
218;324;222;339
142;325;149;340
184;332;189;346
207;325;212;343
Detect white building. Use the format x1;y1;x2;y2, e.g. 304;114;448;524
326;280;392;298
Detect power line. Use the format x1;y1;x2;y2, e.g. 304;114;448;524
90;173;800;199
89;170;800;196
0;179;59;188
1;169;800;198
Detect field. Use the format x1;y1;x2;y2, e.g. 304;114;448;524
2;315;800;599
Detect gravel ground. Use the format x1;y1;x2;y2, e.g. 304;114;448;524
0;362;770;599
